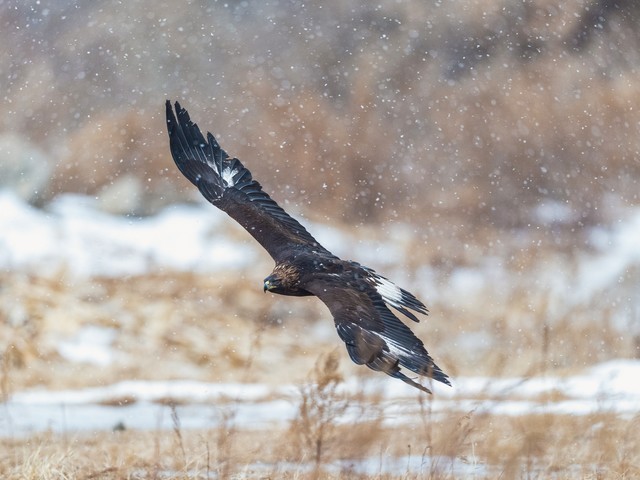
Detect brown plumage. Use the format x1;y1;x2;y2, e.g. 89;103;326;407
166;100;451;394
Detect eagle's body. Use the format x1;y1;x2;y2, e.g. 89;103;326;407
166;101;450;393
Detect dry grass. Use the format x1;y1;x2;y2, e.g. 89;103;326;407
288;350;385;471
1;261;639;478
1;399;638;479
0;268;329;393
1;255;637;396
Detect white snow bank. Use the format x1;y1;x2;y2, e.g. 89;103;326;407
1;190;639;308
2;360;638;437
11;380;277;405
0;191;256;277
576;209;640;302
57;325;117;366
434;359;640;400
0;190;403;278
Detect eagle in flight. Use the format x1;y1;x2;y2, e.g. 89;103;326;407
166;101;450;394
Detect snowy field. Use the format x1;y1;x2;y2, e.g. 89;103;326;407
3;190;640;303
2;360;640;438
0;191;640;408
2;190;640;478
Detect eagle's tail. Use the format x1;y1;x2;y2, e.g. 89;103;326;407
166;100;253;203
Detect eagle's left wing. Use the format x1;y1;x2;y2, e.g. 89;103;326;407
166;101;334;263
306;277;450;394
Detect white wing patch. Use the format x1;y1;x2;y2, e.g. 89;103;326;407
373;276;404;304
221;166;240;186
363;267;428;320
374;331;412;358
205;157;239;187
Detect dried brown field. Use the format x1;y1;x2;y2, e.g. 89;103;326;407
1;251;637;396
1;262;639;478
1;411;639;479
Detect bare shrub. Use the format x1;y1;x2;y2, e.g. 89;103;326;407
289;350;350;471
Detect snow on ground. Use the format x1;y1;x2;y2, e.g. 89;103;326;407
0;190;404;278
56;325;118;366
2;190;640;301
2;360;639;438
577;210;640;303
246;454;488;478
0;191;256;277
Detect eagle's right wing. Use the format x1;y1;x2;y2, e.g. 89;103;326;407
306;277;450;394
166;101;333;263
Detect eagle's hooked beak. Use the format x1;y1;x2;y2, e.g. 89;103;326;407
264;275;278;292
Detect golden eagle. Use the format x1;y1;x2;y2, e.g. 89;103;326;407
166;101;450;394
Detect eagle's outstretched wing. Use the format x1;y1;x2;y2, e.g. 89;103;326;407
166;101;333;262
307;274;450;393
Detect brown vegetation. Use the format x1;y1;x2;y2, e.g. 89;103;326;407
1;261;639;477
2;0;639;229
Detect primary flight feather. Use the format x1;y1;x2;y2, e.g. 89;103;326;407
166;100;450;393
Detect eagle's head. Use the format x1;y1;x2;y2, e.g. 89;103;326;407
263;274;285;294
264;265;312;297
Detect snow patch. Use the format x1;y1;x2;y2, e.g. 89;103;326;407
3;360;639;438
57;325;117;366
0;191;255;277
574;210;640;303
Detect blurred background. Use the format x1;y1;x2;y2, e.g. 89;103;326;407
3;0;639;227
1;0;640;443
2;0;640;476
